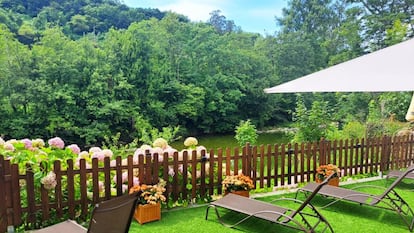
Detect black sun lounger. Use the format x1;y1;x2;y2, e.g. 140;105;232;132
297;164;414;232
206;174;335;232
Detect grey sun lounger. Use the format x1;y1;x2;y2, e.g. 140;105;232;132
387;169;414;180
297;164;414;232
205;174;335;232
30;192;139;233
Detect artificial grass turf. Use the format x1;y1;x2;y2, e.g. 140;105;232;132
129;178;414;233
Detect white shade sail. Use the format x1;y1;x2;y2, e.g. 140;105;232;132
264;38;414;93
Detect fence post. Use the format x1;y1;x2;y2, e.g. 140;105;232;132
0;155;7;232
318;139;327;165
245;143;252;178
380;136;391;172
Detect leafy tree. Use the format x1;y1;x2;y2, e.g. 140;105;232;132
348;0;414;49
292;95;334;142
208;10;240;34
385;19;408;46
235;119;258;147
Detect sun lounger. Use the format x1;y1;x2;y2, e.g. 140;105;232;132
296;164;414;232
205;174;335;232
30;192;139;233
387;169;414;180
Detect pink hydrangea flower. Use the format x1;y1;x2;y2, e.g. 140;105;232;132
0;137;4;146
122;171;128;183
152;138;168;149
133;177;140;186
32;139;45;148
112;171;128;184
122;184;128;193
48;137;65;149
132;155;139;164
20;138;32;149
178;164;184;174
89;147;102;153
133;148;144;157
168;166;175;177
196;146;207;154
164;146;178;157
67;144;81;154
102;149;113;158
78;151;89;159
41;171;57;190
91;151;105;161
4;142;15;151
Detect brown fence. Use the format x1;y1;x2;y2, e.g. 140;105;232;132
1;135;414;232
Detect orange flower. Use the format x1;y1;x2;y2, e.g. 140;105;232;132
129;185;141;194
128;179;166;205
316;164;340;180
222;174;254;192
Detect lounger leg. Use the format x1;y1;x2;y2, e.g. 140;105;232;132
205;205;222;221
205;205;210;220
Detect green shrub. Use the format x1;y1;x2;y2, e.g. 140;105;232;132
234;120;258;147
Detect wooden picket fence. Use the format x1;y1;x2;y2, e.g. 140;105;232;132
1;135;413;232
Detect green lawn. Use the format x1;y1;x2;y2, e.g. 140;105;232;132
129;178;414;233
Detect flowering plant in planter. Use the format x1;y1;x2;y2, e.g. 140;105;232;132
222;174;254;193
316;164;340;181
129;179;167;205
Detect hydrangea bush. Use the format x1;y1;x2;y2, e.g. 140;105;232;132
0;135;210;195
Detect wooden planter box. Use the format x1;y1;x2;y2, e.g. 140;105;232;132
316;177;339;187
134;202;161;224
225;190;250;197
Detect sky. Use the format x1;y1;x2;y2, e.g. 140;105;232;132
122;0;288;35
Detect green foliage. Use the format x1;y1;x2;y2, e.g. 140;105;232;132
234;119;258;147
379;92;412;122
326;121;366;141
292;95;334;143
102;132;138;156
385;19;407;46
134;116;180;145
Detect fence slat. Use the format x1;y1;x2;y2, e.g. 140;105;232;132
92;158;99;203
0;156;7;232
208;149;215;196
10;164;21;226
79;159;88;220
103;157;111;200
259;145;265;188
53;160;63;219
217;150;223;194
191;152;197;199
273;144;279;186
181;151;189;199
280;145;286;186
66;159;75;219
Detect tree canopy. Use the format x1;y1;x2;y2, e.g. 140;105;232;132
0;0;412;147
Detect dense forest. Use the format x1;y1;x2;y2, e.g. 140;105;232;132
0;0;413;147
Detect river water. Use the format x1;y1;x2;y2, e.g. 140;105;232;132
170;132;291;151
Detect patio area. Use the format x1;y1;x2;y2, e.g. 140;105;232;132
129;176;414;232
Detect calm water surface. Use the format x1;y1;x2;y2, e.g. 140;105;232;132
170;132;291;151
